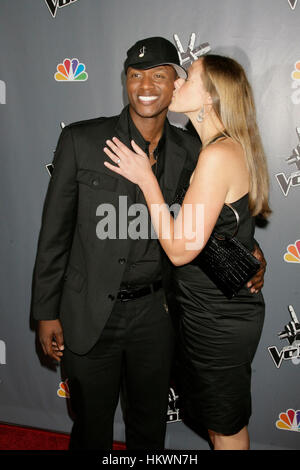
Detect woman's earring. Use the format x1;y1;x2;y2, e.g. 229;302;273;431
196;106;205;123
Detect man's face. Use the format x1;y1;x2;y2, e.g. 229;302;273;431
126;65;177;119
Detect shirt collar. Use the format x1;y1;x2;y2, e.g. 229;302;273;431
127;107;166;157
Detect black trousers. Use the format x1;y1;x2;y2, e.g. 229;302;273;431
62;288;175;450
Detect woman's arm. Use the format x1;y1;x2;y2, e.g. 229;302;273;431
103;137;230;266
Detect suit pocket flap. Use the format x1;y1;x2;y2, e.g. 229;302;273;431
64;266;85;292
76;169;118;191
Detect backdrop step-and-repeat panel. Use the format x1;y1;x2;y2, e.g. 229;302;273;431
0;0;299;450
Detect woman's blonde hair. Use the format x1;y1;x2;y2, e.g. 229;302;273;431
201;55;271;218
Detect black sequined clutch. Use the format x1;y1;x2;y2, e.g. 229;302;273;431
192;203;261;299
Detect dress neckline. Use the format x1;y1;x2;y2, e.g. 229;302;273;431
225;192;249;206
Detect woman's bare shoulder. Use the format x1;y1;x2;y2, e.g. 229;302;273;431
199;137;243;163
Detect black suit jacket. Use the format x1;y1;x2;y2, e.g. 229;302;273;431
31;106;201;354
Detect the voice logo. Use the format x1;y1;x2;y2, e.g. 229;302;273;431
268;305;300;368
45;0;78;18
275;128;300;196
288;0;298;9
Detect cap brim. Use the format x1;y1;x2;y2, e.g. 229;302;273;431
127;62;187;79
166;63;187;79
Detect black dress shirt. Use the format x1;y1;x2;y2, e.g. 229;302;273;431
120;110;166;289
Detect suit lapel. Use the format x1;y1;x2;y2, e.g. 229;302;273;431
96;106;136;203
113;107;137;204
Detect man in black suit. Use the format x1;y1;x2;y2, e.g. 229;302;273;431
31;37;265;450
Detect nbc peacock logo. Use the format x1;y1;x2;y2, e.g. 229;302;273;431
276;409;300;432
291;61;300;81
284;240;300;263
55;58;88;82
57;379;70;398
291;63;300;105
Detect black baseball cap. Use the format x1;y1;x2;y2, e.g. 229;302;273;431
124;36;187;79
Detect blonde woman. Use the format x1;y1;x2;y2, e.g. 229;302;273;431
103;55;271;450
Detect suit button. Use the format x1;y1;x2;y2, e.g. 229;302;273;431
108;294;115;301
92;179;99;186
118;258;126;264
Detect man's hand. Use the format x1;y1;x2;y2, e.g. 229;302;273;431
38;319;64;362
247;244;267;294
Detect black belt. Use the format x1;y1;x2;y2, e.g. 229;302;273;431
117;280;163;302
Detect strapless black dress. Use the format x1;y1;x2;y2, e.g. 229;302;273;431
171;189;265;435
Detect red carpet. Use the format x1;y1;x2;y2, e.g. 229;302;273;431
0;423;126;450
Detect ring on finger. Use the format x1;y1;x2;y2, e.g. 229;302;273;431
117;158;121;165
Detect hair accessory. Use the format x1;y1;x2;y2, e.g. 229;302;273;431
173;33;211;67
